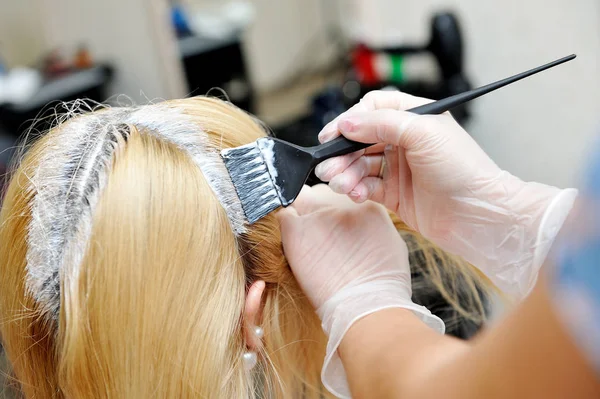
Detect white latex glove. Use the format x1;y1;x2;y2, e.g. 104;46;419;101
278;184;444;399
315;90;577;299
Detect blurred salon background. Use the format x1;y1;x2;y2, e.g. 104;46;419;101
1;0;599;195
0;1;598;395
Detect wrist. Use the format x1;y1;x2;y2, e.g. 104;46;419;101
497;172;562;228
455;171;575;298
499;173;577;272
317;280;444;398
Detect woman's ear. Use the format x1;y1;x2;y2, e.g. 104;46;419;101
244;280;265;350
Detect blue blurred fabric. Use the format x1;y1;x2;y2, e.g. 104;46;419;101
552;138;600;371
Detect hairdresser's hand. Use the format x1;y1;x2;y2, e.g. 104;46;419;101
278;184;443;398
315;90;577;299
278;184;409;309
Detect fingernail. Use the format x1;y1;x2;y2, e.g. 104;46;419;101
314;163;326;179
318;130;334;143
315;159;335;180
349;190;360;200
338;118;358;133
318;123;337;143
329;176;347;193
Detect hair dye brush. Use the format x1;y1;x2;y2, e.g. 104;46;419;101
222;54;576;224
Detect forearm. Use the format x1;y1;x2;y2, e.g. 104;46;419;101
338;308;470;399
339;277;600;399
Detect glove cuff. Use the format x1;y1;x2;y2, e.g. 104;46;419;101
526;187;578;294
447;171;576;299
316;281;445;398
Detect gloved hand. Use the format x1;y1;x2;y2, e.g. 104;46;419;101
315;90;577;299
278;184;444;399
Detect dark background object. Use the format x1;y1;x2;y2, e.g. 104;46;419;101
179;32;254;113
428;12;464;80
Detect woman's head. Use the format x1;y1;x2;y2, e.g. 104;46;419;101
0;97;326;398
0;97;491;398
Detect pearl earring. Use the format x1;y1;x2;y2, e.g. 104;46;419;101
253;326;264;339
243;351;258;370
243;326;264;371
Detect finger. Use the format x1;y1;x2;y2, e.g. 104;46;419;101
287;185;316;215
314;143;388;182
350;177;386;204
288;184;343;215
318;121;340;143
329;155;383;195
276;206;300;242
311;183;355;206
276;205;299;221
336;109;425;147
363;142;387;155
318;91;432;142
310;183;335;196
318;101;372;143
314;150;365;181
359;90;433;112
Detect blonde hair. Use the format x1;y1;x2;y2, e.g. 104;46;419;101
0;97;493;398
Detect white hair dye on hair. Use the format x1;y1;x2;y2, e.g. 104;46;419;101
26;104;247;322
27;112;130;321
124;106;247;235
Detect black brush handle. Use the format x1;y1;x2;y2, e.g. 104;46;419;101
409;54;575;115
311;54;576;163
311;135;371;162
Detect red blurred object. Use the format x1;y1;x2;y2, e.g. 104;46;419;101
352;44;378;86
43;49;71;77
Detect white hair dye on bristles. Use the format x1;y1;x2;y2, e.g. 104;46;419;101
26;103;248;322
257;137;277;179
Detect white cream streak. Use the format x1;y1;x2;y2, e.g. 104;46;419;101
26;104;247;323
125;106;247;235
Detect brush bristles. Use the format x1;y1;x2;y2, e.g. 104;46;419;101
221;142;282;224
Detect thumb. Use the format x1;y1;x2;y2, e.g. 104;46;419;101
337;109;422;147
289;185;325;215
276;206;300;237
